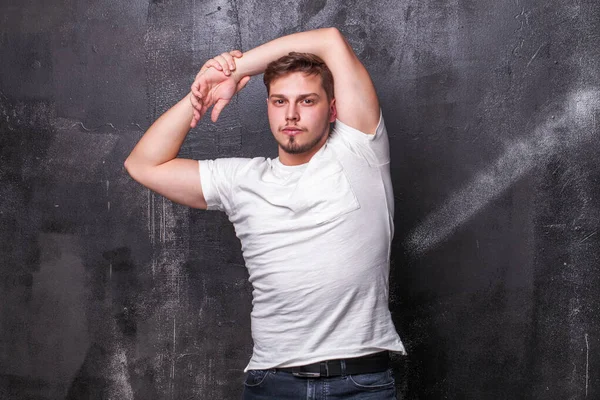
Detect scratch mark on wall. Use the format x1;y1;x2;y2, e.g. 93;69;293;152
585;333;589;397
147;189;152;240
514;7;530;31
161;197;166;243
171;317;177;400
579;231;597;244
190;0;196;63
228;0;243;50
406;88;600;254
204;6;222;17
151;192;156;246
543;223;567;229
512;38;525;56
526;43;545;68
71;121;117;131
106;180;111;211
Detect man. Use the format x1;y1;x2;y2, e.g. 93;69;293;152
125;27;405;399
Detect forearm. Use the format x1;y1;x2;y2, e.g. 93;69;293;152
231;27;343;80
125;93;194;169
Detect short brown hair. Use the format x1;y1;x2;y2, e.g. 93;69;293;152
263;52;334;101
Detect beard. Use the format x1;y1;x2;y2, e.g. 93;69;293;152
276;122;331;155
277;132;325;154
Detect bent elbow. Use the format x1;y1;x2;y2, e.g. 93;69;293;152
123;157;134;176
327;27;345;40
123;157;143;182
324;27;350;53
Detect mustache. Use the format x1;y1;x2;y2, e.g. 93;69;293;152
279;125;306;131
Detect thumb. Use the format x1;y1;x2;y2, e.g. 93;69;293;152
211;98;230;122
236;76;251;92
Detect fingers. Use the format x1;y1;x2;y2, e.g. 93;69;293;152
218;50;243;73
190;111;199;128
190;76;210;113
217;53;238;75
236;75;251;92
211;98;230;122
200;59;224;74
189;91;207;128
189;87;203;124
190;97;202;128
189;89;200;108
191;79;203;100
198;50;243;75
229;50;243;58
204;51;242;75
190;102;209;128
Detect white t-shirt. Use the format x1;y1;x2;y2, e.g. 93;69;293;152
199;112;406;371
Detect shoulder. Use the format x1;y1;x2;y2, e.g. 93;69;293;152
328;110;390;166
334;110;386;140
200;156;264;171
199;156;265;186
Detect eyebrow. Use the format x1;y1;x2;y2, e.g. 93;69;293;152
269;93;321;100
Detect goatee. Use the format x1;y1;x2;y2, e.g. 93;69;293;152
278;129;328;155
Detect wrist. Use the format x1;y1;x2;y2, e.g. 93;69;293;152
231;68;245;83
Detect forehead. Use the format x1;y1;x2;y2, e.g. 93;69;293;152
269;72;325;97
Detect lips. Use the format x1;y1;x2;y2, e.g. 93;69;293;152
281;126;303;136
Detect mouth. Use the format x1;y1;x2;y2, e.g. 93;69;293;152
281;126;304;136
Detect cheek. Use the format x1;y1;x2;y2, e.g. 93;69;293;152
267;107;282;131
306;107;331;126
268;105;285;117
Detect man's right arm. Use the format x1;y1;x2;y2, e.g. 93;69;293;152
124;93;208;209
125;47;249;209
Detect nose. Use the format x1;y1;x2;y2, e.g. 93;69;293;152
285;103;299;122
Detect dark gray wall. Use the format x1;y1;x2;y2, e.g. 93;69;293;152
1;0;599;399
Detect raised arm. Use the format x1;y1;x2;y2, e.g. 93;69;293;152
192;28;380;134
125;58;249;209
124;93;208;209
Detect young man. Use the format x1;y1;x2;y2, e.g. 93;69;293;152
125;27;405;399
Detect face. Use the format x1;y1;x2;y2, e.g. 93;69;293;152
267;72;336;156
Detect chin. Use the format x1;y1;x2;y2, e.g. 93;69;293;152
279;135;325;155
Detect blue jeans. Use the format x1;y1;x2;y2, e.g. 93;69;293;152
242;368;397;399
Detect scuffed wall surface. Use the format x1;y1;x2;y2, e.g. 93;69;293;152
1;0;599;399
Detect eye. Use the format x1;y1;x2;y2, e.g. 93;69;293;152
272;99;285;105
302;98;314;105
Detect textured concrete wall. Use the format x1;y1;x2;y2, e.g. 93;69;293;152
1;0;599;399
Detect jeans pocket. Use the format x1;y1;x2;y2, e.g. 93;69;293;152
348;369;395;390
244;369;272;388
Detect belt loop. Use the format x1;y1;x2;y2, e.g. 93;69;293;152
340;359;347;376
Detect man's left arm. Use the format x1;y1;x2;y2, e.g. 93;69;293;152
191;28;380;134
310;28;381;135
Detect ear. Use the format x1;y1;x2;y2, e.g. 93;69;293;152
328;98;337;123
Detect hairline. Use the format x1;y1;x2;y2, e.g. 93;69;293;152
268;92;322;100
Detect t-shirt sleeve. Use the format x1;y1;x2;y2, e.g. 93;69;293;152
198;157;252;213
330;110;390;166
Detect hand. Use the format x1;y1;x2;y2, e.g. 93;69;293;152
190;51;250;127
199;50;242;76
